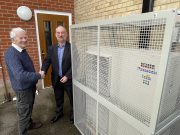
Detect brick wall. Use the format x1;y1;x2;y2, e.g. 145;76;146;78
154;0;180;11
0;0;74;101
74;0;180;24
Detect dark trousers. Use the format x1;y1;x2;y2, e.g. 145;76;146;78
15;86;36;135
54;76;73;116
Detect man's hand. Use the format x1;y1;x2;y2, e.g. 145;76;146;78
60;76;68;83
39;71;45;79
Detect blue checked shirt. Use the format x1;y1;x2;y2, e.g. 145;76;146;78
58;43;65;77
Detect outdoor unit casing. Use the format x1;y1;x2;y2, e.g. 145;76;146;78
71;9;180;135
86;46;180;127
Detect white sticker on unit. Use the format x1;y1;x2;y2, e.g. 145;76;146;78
153;13;157;18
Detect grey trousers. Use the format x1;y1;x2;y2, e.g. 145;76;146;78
15;86;36;135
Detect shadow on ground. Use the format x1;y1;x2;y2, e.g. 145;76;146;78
0;88;81;135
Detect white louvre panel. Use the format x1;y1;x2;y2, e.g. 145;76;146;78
73;85;97;135
71;26;98;93
157;52;180;124
156;21;180;127
86;49;112;97
71;9;180;135
98;103;143;135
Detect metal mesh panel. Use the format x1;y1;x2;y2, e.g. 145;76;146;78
98;103;143;135
171;21;180;52
159;119;180;135
100;19;166;51
71;26;98;93
71;9;179;135
157;21;180;124
74;85;97;135
96;19;166;126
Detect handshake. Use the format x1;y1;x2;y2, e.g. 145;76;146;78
39;71;45;79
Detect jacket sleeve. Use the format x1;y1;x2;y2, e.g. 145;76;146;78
41;46;52;74
65;66;72;79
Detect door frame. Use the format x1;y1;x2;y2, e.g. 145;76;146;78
34;9;72;89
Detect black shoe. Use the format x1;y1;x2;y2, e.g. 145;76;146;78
70;114;74;124
51;114;63;124
26;122;42;130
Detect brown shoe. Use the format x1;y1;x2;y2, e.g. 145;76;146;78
26;122;42;130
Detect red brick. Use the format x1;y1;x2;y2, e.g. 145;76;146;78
28;35;37;39
67;6;74;10
1;6;13;10
27;0;38;2
0;35;7;38
4;21;16;25
9;18;21;21
11;0;22;3
38;0;47;3
0;46;10;49
64;9;73;12
4;28;12;31
0;2;6;5
0;20;4;24
5;2;18;7
0;32;9;35
42;3;49;7
22;1;33;5
28;41;37;44
15;22;26;25
67;1;74;4
2;14;15;18
9;25;23;28
53;5;60;8
7;10;16;14
46;1;56;5
28;5;38;9
59;5;67;9
21;25;32;29
27;50;34;53
33;2;43;6
63;3;71;7
59;0;67;3
39;7;48;10
1;39;11;42
0;9;8;13
0;48;9;52
48;7;55;11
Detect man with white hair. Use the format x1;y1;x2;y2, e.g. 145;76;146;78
4;27;45;135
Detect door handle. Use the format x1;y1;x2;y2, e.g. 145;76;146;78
41;50;47;59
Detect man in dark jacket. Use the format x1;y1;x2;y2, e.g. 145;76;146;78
4;27;45;135
41;26;74;124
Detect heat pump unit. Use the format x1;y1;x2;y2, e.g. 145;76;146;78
71;9;180;135
86;46;180;126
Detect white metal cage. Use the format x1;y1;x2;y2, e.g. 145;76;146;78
71;9;180;135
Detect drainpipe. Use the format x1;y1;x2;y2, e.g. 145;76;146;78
142;0;154;13
139;0;155;49
0;58;10;102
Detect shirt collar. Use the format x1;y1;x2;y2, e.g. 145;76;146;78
58;42;66;48
12;43;24;52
